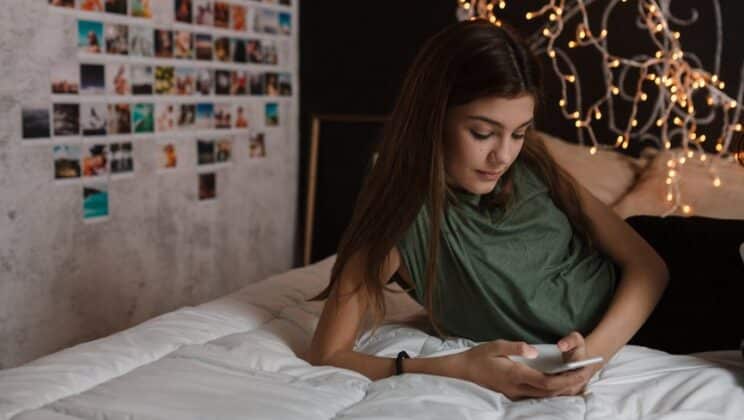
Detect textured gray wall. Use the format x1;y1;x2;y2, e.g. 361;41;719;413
0;0;299;369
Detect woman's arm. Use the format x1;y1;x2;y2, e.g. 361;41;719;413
303;247;467;380
571;179;670;362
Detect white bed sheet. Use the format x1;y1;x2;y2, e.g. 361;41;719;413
1;256;742;420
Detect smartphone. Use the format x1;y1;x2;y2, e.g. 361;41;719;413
544;356;604;375
508;344;604;375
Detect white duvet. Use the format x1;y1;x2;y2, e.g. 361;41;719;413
1;256;742;420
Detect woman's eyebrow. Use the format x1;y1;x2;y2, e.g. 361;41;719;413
467;116;533;129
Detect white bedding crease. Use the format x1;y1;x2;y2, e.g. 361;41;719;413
1;256;742;420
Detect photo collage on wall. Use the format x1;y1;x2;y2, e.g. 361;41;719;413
23;0;294;221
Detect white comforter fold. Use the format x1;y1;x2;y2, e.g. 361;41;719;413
1;257;742;419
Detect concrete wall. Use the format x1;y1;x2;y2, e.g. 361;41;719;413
0;0;299;369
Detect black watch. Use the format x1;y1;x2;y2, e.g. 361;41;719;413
395;350;410;375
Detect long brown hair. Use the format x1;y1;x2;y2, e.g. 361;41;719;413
308;19;595;339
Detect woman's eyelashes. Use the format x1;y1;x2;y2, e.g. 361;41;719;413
468;129;526;141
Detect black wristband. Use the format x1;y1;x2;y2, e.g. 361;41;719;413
395;350;410;375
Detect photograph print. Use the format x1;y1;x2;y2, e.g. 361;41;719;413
54;143;82;179
81;102;107;136
53;103;80;137
105;23;128;55
78;19;104;54
22;106;51;140
50;61;80;95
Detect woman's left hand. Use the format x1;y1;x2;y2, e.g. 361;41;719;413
554;331;604;396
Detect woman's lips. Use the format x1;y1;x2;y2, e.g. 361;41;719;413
475;169;502;181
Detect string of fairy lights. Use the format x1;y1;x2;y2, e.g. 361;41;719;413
457;0;744;216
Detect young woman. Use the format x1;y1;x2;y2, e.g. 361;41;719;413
304;19;669;400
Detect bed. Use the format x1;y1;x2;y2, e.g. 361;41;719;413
2;127;743;419
1;255;743;419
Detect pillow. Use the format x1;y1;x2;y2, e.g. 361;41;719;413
537;131;645;206
613;148;744;220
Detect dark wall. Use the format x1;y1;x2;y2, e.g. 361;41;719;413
297;0;744;266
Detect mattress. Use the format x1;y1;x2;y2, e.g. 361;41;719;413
1;256;743;420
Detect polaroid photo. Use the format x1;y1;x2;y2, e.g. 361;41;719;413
50;0;75;8
129;25;154;57
130;0;152;18
279;72;291;96
255;9;279;34
80;0;104;12
195;68;212;95
106;63;130;95
246;39;263;64
213;103;232;129
265;102;278;127
175;67;195;95
154;29;173;58
197;138;215;165
22;106;51;140
214;69;231;95
156;102;177;132
78;19;104;54
105;0;127;14
155;65;175;95
80;0;104;11
232;38;247;63
131;64;154;95
82;143;108;178
195;103;214;130
53;103;80;137
248;131;265;158
107;103;131;134
194;33;213;61
157;140;178;171
198;172;216;201
249;72;264;95
264;72;278;96
81;102;107;136
80;63;105;95
233;104;249;129
83;181;109;222
50;61;80;94
175;0;192;23
174;30;193;59
105;23;128;55
215;137;232;163
262;39;277;65
177;103;196;130
54;143;82;180
213;2;230;28
110;141;134;175
194;0;213;25
132;102;154;133
231;4;246;31
230;70;248;95
214;37;230;62
279;12;291;35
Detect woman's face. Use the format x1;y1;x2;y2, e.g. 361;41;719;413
443;94;534;195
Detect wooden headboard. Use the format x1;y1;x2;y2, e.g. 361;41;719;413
303;114;388;266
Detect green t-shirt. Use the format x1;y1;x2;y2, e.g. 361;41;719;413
396;158;617;344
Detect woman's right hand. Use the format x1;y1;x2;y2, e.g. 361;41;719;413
456;340;588;400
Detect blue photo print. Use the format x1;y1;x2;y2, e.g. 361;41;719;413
83;182;109;221
78;20;104;54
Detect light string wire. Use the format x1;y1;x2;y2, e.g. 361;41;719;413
457;0;744;216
